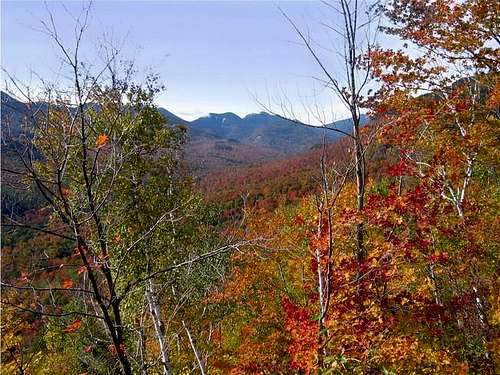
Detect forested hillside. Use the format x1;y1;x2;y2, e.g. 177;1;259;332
1;91;365;175
1;0;499;374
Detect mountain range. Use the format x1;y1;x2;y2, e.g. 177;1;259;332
1;91;368;173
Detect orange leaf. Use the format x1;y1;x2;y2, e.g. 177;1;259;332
458;363;469;375
108;343;124;356
63;319;82;333
96;134;108;148
61;279;74;289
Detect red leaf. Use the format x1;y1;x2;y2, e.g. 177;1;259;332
387;160;410;177
61;187;71;197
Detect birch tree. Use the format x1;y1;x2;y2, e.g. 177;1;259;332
1;4;247;373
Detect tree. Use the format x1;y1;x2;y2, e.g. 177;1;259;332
1;4;247;373
367;0;499;371
260;0;380;259
255;0;381;368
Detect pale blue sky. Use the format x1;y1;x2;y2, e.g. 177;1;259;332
2;1;387;121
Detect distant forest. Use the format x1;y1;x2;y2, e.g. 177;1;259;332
1;1;499;374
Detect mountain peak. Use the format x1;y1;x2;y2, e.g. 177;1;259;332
207;112;241;120
243;111;274;120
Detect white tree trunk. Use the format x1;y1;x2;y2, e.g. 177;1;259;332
146;279;171;375
182;320;206;375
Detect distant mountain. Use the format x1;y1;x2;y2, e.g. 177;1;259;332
187;111;368;155
174;109;368;172
1;91;369;173
184;135;284;176
157;107;188;126
1;91;36;136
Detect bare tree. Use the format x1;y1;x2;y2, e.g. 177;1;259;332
259;0;381;259
255;0;381;368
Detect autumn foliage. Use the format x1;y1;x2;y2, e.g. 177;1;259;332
1;0;499;374
206;1;499;373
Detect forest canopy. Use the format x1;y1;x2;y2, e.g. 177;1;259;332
1;0;499;374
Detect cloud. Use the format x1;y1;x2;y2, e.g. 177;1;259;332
177;110;209;120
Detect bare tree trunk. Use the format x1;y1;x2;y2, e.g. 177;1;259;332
138;323;149;375
75;236;133;375
352;114;366;260
277;0;373;260
182;320;207;375
146;279;171;375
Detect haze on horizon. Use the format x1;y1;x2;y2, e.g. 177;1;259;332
1;0;386;123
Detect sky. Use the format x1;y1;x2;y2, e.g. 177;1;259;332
1;1;388;121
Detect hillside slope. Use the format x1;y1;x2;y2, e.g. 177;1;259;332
1;91;368;174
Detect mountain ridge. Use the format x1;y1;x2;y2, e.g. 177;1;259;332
1;91;368;172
